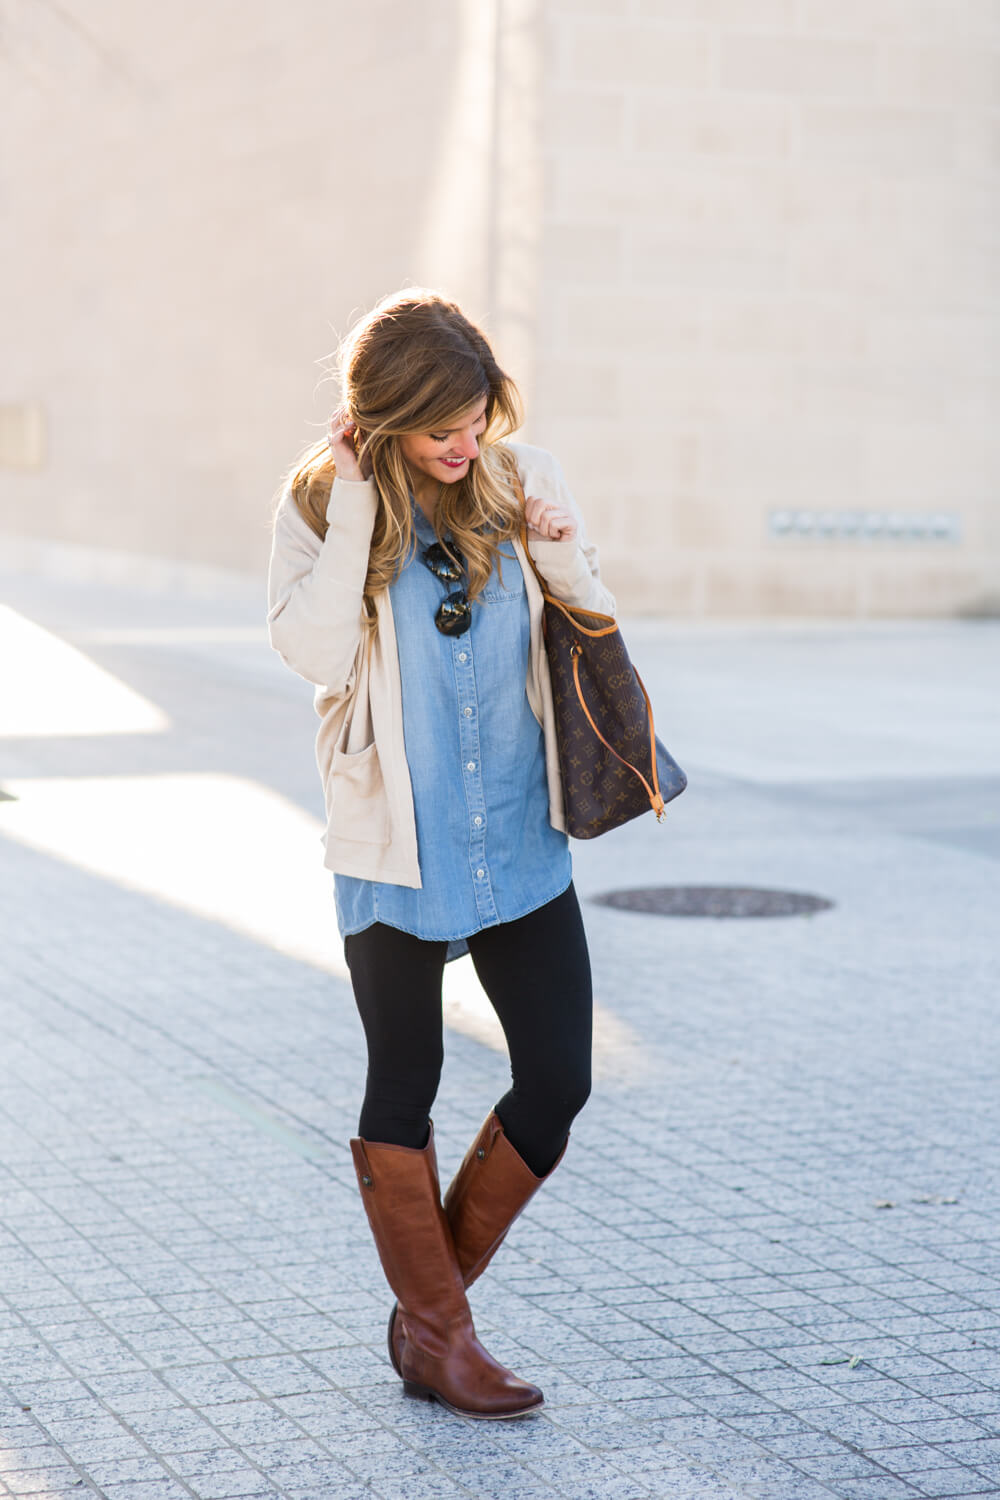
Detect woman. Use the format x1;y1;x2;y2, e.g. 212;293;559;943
267;289;615;1420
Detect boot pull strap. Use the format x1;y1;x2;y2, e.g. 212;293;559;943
350;1138;376;1190
477;1113;504;1162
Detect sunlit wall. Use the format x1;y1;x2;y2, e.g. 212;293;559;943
1;0;997;615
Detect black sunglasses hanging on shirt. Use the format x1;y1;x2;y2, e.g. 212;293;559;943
422;541;472;637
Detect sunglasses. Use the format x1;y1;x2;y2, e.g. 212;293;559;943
422;541;471;637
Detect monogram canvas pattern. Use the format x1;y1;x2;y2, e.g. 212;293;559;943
543;603;687;839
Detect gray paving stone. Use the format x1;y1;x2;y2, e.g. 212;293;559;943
833;1481;927;1499
865;1446;974;1476
261;1459;378;1496
546;1403;655;1450
98;1485;193;1500
945;1393;1000;1418
2;1471;87;1497
907;1472;998;1498
162;1368;261;1408
185;1485;276;1500
937;1440;1000;1466
128;1411;226;1453
227;1359;334;1401
420;1462;546;1500
52;1439;158;1468
725;1410;820;1437
529;1453;661;1499
76;1460;177;1489
2;586;999;1500
906;1376;984;1399
900;1419;995;1444
208;1411;310;1449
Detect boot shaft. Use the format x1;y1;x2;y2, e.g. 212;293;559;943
350;1131;472;1357
444;1112;568;1287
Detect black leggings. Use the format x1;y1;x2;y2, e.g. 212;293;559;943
344;883;593;1177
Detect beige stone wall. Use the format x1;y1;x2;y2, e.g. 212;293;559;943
0;0;489;575
2;0;998;617
531;0;1000;614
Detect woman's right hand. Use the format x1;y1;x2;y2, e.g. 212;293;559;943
327;406;365;481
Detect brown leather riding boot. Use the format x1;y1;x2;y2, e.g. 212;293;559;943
446;1112;568;1288
350;1128;544;1419
388;1112;567;1377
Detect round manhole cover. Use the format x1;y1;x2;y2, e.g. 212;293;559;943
592;886;834;919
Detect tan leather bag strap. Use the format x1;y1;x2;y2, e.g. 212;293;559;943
571;648;665;820
516;507;665;821
518;520;614;629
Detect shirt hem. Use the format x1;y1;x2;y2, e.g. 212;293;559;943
337;871;574;948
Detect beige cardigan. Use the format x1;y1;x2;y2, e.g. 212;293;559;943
266;441;615;888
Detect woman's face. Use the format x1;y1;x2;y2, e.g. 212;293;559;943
400;394;489;492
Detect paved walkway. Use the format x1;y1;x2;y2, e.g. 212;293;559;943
1;567;999;1500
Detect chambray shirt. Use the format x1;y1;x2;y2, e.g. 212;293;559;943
334;505;572;957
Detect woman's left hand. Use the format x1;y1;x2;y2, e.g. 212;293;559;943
524;494;578;544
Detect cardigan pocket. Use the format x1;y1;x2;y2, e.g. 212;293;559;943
330;742;391;844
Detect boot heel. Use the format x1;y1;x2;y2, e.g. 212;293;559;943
403;1380;434;1401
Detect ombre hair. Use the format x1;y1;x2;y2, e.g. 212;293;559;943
284;288;524;631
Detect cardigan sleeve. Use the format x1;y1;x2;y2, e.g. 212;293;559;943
522;451;616;618
266;475;378;694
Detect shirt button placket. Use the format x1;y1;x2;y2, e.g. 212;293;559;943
454;637;495;922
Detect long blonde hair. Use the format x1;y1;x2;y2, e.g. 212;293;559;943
285;289;524;630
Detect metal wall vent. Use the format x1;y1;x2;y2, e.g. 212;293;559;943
768;509;960;543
